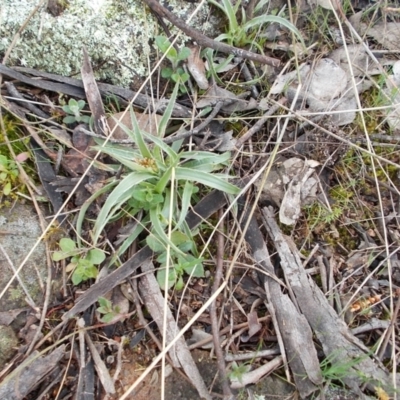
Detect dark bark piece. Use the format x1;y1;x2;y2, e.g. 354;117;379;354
30;138;64;223
81;48;106;136
0;345;65;399
0;63;85;98
0;64;192;118
63;190;227;319
5;81;49;119
261;206;396;396
240;209;320;398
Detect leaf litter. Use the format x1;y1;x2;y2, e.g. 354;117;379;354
0;0;400;399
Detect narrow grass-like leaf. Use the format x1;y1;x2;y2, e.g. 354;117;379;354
208;0;239;32
149;206;183;256
180;151;231;163
130;107;152;159
141;130;179;163
76;180;118;246
214;33;234;44
110;221;145;265
93;146;156;173
171;138;184;153
254;0;270;14
177;181;196;229
110;115;136;142
244;15;305;46
175;167;240;195
158;82;180;138
155;166;173;194
92;140;140;159
93;172;154;243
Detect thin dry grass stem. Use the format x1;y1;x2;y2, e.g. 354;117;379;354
130;277;195;389
25;246;53;356
0;244;37;307
331;8;398;387
53;338;75;400
112;335;125;384
318;255;328;295
271;99;400;168
235;97;287;148
377;294;400;361
189;316;271;351
209;209;232;398
164;100;224;144
263;279;292;384
338;246;400;318
302;244;320;268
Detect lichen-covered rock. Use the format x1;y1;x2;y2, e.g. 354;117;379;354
0;203;50;312
0;0;214;87
0;325;18;369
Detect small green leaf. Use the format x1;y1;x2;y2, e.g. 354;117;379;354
85;267;98;280
0;155;8;166
68;98;78;108
87;249;106;265
79;115;91;124
60;238;77;252
177;47;190;61
180;255;204;277
161;67;173;79
52;251;66;262
155;36;169;53
98;297;112;309
71;271;83;285
77;99;86;110
171;73;180;83
61;105;71;113
3;181;11;196
63;115;76;124
156;268;177;290
175;275;184;290
170;231;190;246
180;72;190;82
100;313;116;323
146;234;166;252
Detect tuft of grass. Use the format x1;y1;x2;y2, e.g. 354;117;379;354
208;0;304;50
75;82;239;290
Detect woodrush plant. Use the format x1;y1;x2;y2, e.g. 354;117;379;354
77;82;239;290
208;0;305;51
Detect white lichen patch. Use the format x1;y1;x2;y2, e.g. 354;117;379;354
0;0;214;87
